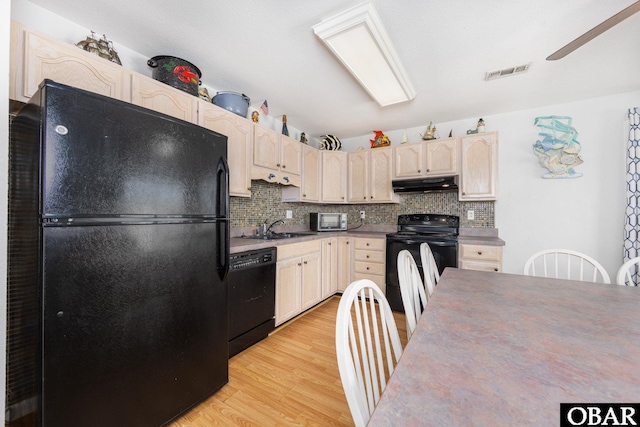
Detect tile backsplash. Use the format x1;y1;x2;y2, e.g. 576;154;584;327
230;180;494;229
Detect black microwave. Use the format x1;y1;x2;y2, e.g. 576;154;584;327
309;213;347;231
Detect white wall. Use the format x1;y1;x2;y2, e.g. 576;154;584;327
343;91;640;279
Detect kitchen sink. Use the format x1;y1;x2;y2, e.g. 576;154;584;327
238;232;317;241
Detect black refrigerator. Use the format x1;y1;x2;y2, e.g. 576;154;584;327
7;80;230;426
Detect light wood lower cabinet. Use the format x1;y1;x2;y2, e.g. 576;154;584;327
275;240;322;325
352;237;386;293
321;238;339;298
459;243;503;272
337;237;354;292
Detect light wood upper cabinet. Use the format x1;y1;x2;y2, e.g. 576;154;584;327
11;23;131;103
460;132;498;201
348;147;398;203
252;126;302;186
393;142;425;179
321;151;348;203
348;150;369;203
369;147;397;202
425;138;458;176
393;138;458;180
131;74;198;123
198;102;252;197
301;145;321;202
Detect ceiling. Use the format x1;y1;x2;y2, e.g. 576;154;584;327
25;0;640;139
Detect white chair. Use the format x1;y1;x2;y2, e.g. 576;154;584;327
616;256;640;286
523;249;611;284
420;242;440;297
336;279;403;427
397;250;427;339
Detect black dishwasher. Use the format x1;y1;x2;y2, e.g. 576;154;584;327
228;247;277;357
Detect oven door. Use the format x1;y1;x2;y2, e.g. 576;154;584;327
385;235;458;312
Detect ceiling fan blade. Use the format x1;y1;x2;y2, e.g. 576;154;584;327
547;0;640;60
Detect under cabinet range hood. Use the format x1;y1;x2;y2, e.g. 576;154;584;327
392;176;459;193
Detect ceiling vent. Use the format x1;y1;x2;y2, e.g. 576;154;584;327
485;63;531;81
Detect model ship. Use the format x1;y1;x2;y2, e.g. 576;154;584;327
76;31;122;65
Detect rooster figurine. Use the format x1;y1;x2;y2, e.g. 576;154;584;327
370;130;391;148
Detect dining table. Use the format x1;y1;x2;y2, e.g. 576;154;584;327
367;268;640;426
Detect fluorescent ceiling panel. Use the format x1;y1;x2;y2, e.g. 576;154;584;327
313;2;416;107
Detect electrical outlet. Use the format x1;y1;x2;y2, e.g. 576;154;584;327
286;210;293;219
467;210;475;220
360;211;366;219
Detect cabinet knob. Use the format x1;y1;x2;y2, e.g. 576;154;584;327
328;242;331;245
346;241;349;245
366;255;370;258
341;196;344;200
303;194;307;197
462;192;466;195
277;163;281;167
282;165;286;169
366;267;370;270
366;243;370;246
477;251;483;255
426;169;430;172
494;268;499;271
418;169;421;173
363;196;366;200
297;262;302;266
304;261;308;264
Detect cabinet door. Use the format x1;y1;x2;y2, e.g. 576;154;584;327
275;258;301;325
348;151;369;203
393;142;424;179
198;102;252;197
300;253;322;310
425;138;458;176
322;238;338;298
131;75;197;123
337;237;353;292
253;126;280;170
280;136;302;176
369;147;395;202
301;145;321;202
321;151;348;203
460;132;498;200
20;29;130;102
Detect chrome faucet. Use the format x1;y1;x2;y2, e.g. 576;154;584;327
264;219;285;235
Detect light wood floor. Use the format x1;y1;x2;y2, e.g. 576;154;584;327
170;296;407;426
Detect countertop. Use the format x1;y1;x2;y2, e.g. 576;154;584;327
230;226;505;254
230;230;388;254
368;268;640;426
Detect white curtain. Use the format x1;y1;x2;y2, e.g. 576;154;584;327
624;107;640;285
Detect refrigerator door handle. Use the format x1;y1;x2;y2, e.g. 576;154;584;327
216;157;230;219
217;219;230;281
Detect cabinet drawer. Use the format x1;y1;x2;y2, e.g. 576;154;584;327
459;244;502;262
354;249;385;263
354;261;385;275
278;240;322;260
459;259;501;273
354;238;385;251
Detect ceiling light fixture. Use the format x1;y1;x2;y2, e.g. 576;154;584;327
312;2;416;107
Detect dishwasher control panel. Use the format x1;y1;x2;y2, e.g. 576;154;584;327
229;248;276;270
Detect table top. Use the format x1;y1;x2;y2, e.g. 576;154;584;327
368;268;640;426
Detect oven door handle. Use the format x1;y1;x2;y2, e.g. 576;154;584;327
399;239;457;246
